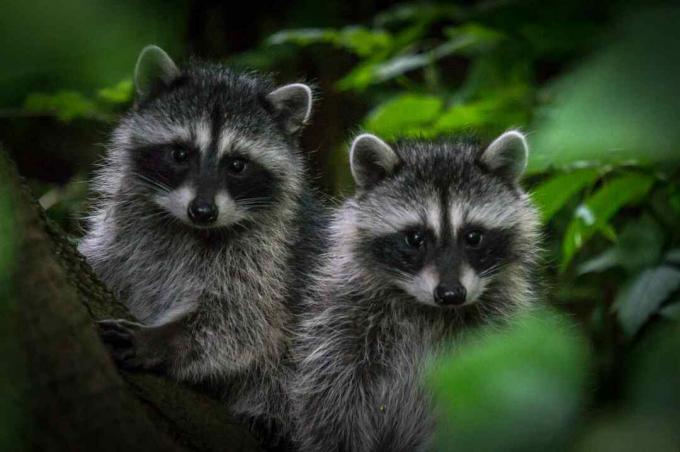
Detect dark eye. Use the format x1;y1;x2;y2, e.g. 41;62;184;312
172;147;189;164
464;230;484;248
228;158;247;174
405;230;426;249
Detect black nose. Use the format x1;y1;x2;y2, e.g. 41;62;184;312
434;283;466;306
187;200;218;225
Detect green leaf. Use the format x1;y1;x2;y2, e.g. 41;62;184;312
561;173;655;270
22;91;101;122
268;28;332;46
429;308;590;451
430;85;530;137
364;94;443;139
577;216;664;275
615;265;680;337
529;7;680;171
374;3;462;28
337;24;502;90
267;26;392;57
577;247;620;275
97;79;133;104
531;168;600;223
442;24;503;55
335;27;393;57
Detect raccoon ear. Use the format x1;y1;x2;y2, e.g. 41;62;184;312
350;134;400;189
481;130;529;182
266;83;313;135
134;45;180;99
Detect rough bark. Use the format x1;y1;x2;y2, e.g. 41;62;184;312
0;149;262;452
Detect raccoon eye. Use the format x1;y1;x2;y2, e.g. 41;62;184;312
405;230;425;249
172;147;190;164
228;158;247;174
464;230;484;248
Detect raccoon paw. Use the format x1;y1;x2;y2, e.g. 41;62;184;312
97;319;164;371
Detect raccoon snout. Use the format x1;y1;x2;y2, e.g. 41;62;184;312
434;283;466;306
188;199;218;225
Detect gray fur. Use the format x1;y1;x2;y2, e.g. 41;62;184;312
79;46;324;440
289;132;541;451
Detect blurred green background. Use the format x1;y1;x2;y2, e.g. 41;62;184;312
1;0;679;450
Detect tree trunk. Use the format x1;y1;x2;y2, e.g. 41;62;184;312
0;150;262;452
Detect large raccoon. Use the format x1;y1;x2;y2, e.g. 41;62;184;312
289;132;540;451
79;45;325;435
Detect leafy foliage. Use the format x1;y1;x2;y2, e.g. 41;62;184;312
21;78;133;122
2;0;680;449
430;308;590;451
263;2;680;448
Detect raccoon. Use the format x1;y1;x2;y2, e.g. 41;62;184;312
289;132;541;451
79;45;325;435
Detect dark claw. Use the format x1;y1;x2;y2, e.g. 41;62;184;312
96;318;144;370
99;328;134;348
95;318;162;372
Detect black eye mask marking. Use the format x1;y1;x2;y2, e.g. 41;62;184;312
219;152;281;210
461;225;514;275
131;143;197;190
366;227;433;276
363;220;516;283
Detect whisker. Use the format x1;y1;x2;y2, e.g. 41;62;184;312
130;173;173;193
478;262;508;278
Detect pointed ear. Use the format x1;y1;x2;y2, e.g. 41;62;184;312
481;130;529;182
266;83;313;135
134;45;180;99
350;134;400;189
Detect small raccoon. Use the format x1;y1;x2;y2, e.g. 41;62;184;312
290;132;540;451
79;46;325;434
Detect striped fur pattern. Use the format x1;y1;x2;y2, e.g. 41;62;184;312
79;47;325;439
289;132;541;451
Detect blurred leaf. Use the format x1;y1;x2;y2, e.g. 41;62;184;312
577;216;664;275
531;168;600;223
562;173;655;270
530;7;680;171
430;308;590;451
364;94;443;139
442;24;503;56
268;26;392;57
338;24;502;90
577;247;620;275
659;300;680;320
374;3;462;28
97;79;133;104
615;266;680;337
336;27;392;57
22;91;111;122
432;92;528;137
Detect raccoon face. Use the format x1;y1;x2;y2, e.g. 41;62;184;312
114;46;312;229
348;132;538;308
